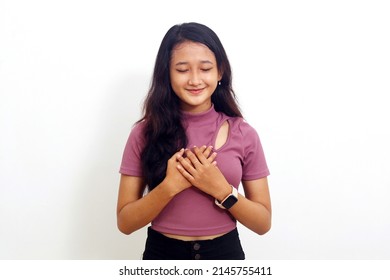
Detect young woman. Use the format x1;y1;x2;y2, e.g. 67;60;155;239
117;22;271;260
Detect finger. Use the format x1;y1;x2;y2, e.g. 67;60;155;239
193;145;207;160
203;145;213;159
178;151;197;172
169;148;184;163
175;148;185;158
183;156;193;167
198;145;207;153
191;146;209;165
184;148;201;166
207;151;217;163
176;164;195;183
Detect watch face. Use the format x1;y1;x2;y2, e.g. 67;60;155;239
222;195;238;209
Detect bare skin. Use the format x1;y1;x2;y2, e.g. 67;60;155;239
117;146;218;236
117;41;271;240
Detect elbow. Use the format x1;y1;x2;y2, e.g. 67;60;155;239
117;217;135;235
117;207;137;235
117;222;131;235
117;224;135;235
257;210;272;235
118;227;132;235
257;222;271;235
254;216;272;235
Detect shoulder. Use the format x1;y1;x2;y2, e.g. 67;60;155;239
124;121;146;151
226;116;259;138
129;121;146;139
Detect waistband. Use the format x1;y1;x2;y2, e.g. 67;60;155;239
144;226;244;260
147;226;239;245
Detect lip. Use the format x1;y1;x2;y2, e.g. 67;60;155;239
187;88;205;95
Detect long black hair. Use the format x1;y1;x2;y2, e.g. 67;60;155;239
138;22;242;191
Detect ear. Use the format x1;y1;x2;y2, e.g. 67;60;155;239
218;71;223;82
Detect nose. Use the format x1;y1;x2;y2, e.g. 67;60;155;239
188;72;201;86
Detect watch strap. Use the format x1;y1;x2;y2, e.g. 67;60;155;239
215;185;238;209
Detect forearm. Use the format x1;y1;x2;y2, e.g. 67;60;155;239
229;194;272;235
175;147;272;235
117;180;178;235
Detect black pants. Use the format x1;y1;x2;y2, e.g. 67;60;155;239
142;227;245;260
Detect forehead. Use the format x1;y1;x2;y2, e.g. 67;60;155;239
170;41;216;63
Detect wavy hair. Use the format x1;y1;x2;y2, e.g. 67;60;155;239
138;22;242;191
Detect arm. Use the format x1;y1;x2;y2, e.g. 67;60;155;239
117;175;178;235
176;146;272;235
230;178;272;235
117;146;216;235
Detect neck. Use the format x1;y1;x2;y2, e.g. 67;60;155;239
180;102;212;114
181;104;219;126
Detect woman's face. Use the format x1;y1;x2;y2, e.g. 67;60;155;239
169;41;222;113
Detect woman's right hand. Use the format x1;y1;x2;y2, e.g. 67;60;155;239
117;145;216;235
164;145;217;194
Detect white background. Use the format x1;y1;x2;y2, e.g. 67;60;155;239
1;0;389;260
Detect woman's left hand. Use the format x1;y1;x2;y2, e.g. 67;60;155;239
176;145;231;199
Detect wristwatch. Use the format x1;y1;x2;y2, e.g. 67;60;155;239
215;185;238;210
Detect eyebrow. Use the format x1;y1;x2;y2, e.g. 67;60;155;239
174;60;214;66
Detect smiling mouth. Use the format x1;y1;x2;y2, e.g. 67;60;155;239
187;88;204;94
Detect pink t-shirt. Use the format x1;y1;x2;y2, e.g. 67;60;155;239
119;105;269;236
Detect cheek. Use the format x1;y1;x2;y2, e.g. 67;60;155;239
170;72;182;84
204;74;219;87
204;70;219;81
170;75;184;95
170;74;187;88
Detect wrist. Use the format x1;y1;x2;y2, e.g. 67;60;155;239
215;183;233;202
215;184;239;210
160;179;182;198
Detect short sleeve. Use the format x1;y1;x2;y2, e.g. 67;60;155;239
239;120;270;180
119;122;145;176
